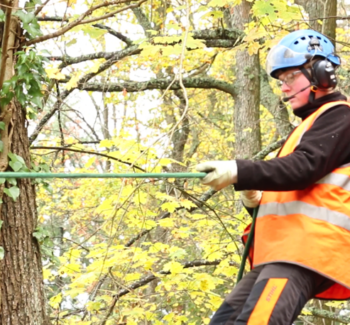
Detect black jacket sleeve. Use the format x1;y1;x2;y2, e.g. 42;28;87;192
234;105;350;191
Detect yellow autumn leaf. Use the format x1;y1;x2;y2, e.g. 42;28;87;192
161;201;180;212
125;273;141;282
89;59;106;73
49;293;62;309
163;261;184;274
43;268;51;280
45;67;66;80
65;71;82;90
158;218;175;228
180;199;197;209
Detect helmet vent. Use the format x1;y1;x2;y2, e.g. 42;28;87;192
301;37;306;40
294;41;299;44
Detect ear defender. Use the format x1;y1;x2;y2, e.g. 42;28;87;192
307;36;338;89
311;59;337;89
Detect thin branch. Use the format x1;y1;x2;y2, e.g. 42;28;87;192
30;146;146;172
251;138;286;161
37;16;68;22
125;139;286;247
46;28;244;68
305;307;350;324
54;45;140;69
25;0;146;46
34;0;50;16
304;15;350;21
100;259;238;324
82;1;147;25
132;6;154;35
92;24;132;45
30;47;139;145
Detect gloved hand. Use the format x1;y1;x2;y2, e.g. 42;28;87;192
241;190;262;208
195;160;237;191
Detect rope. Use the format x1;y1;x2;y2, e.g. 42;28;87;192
236;206;259;283
0;172;207;179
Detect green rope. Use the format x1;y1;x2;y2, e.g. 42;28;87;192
237;207;259;283
0;172;207;179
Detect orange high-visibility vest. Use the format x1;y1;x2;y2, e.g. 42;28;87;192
247;100;350;299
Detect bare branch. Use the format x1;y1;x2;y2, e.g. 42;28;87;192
30;47;139;145
305;307;350;324
25;0;146;46
47;28;245;68
92;24;132;45
78;77;237;97
52;45;140;69
251;138;286;161
30;146;146;172
34;0;50;16
37;16;68;22
100;259;238;324
131;6;154;34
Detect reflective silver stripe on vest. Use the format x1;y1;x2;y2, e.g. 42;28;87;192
257;201;350;231
317;172;350;191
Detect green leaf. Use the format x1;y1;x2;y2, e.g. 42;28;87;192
14;11;35;24
0;141;3;153
66;39;77;47
0;220;3;230
0;122;6;130
3;186;20;201
8;152;25;165
33;226;50;241
0;178;5;184
23;22;43;38
9;161;23;172
7;178;17;186
0;246;4;260
30;96;43;109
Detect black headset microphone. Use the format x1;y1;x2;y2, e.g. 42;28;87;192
282;84;315;103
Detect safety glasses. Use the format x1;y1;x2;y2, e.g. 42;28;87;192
278;70;303;86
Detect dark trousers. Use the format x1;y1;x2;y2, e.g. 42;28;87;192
209;263;334;325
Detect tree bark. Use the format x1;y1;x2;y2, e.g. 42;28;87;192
0;1;48;323
0;102;48;325
230;1;261;160
295;0;337;42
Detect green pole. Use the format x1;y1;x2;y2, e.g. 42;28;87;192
236;207;259;283
0;172;207;179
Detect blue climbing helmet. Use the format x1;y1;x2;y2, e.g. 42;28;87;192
266;29;340;79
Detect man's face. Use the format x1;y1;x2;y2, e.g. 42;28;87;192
278;68;311;109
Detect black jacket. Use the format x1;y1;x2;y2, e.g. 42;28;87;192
234;92;350;191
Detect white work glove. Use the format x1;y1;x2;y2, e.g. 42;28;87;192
241;190;262;208
195;160;237;191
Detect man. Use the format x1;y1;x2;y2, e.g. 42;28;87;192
196;29;350;324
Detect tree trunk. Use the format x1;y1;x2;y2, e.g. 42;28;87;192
260;70;293;138
0;102;48;324
295;0;337;41
0;2;48;323
230;1;261;160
